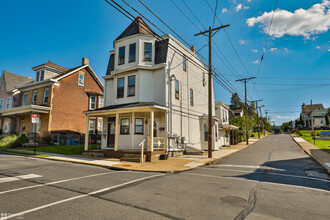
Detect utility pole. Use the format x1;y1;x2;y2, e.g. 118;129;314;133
311;99;315;145
250;99;263;139
235;77;256;145
195;24;229;158
259;106;265;136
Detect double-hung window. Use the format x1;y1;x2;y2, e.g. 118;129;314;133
120;118;130;134
183;56;187;71
117;78;124;98
98;119;103;133
129;43;136;62
118;46;125;65
78;73;84;86
135;118;144;134
190;89;193;106
204;124;208;141
175;80;179;100
89;119;96;133
40;70;45;81
6;97;11;109
144;43;152;61
43;88;49;104
23;93;27;106
90;96;96;110
99;97;104;108
128;75;135;96
36;72;40;82
32;91;37;105
0;99;3;110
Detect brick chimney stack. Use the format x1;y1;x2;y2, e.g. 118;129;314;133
82;57;89;65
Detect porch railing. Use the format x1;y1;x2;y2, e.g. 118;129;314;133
147;137;166;151
139;139;146;163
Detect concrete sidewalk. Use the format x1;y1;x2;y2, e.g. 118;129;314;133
292;136;330;174
5;138;263;172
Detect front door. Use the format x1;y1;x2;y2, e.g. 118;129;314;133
107;117;116;148
19;119;25;135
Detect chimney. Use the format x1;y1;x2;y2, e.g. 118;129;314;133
190;45;195;52
82;57;89;65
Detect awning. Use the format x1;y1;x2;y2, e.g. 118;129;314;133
1;105;51;116
219;124;238;130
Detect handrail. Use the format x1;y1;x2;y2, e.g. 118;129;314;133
139;139;146;163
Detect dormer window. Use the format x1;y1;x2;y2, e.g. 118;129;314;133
78;73;84;86
6;97;11;109
144;43;152;61
36;70;45;82
90;96;96;110
118;46;125;65
129;43;136;62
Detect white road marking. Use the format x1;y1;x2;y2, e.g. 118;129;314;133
264;172;330;183
197;167;264;173
182;173;330;193
214;164;286;171
0;174;42;184
5;173;165;219
0;171;125;195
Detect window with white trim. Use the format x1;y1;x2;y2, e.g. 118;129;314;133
183;55;187;71
36;72;40;82
78;73;84;86
89;119;96;133
118;46;125;65
90;96;96;110
99;97;104;108
117;77;124;98
43;88;49;104
135;118;144;134
128;75;135;96
23;93;27;106
6;97;11;109
144;43;152;61
32;91;37;105
129;43;136;62
175;80;179;100
120;118;130;134
40;70;45;81
98;119;103;133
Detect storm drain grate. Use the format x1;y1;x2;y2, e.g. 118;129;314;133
305;170;329;179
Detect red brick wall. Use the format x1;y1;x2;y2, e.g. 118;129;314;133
50;68;103;134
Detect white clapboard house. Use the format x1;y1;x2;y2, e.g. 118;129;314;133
84;17;219;161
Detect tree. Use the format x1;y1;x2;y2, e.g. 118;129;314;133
230;116;255;142
229;93;243;110
281;122;290;132
248;101;256;116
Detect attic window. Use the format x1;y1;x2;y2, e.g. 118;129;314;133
78;73;84;86
119;46;125;65
36;72;40;82
40;71;45;81
144;43;152;61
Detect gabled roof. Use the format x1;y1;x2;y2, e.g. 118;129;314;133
302;104;325;114
2;70;34;92
115;16;156;41
32;60;69;72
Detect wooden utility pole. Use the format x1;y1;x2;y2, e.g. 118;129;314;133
250;99;263;139
259;106;265;136
195;24;229;158
236;77;256;145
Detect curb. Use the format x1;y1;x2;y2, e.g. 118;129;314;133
291;136;330;175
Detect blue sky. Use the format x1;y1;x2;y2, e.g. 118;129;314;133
0;0;329;125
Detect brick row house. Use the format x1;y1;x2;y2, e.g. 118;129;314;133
1;58;104;142
84;17;221;161
0;71;34;134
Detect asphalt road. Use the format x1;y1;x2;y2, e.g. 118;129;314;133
0;134;329;220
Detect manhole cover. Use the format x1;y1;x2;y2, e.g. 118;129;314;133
220;196;246;206
305;170;329;179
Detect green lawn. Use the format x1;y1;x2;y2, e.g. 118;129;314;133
294;130;330;153
251;132;268;138
26;144;98;155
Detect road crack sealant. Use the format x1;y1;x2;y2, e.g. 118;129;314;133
234;137;276;220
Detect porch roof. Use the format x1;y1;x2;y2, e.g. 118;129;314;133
83;102;168;116
1;105;51;116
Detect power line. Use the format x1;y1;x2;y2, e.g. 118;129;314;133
212;0;219;27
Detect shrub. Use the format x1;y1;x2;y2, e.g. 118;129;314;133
12;133;29;148
0;135;18;148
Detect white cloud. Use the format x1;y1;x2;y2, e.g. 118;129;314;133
247;0;252;2
239;39;247;44
283;48;289;53
328;48;330;52
275;115;294;119
246;0;330;39
235;4;242;12
253;60;260;64
269;48;278;52
315;45;321;49
222;8;228;13
251;49;259;53
244;6;250;10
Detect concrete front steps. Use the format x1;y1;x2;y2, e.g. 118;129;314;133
120;153;146;163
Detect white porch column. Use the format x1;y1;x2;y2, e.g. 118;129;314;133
114;113;119;151
84;116;89;151
150;111;154;152
131;112;135;149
